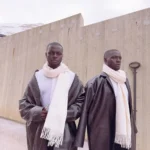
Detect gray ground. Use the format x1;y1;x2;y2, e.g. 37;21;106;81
0;118;88;150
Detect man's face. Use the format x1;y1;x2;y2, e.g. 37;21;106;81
105;51;122;71
46;45;63;69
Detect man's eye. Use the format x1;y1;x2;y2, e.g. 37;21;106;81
57;52;62;55
50;52;55;55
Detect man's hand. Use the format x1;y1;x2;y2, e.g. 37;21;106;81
41;108;47;120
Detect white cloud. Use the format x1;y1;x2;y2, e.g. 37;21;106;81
0;16;4;23
0;0;149;25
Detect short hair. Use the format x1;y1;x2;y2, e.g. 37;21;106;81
104;49;119;59
46;42;63;51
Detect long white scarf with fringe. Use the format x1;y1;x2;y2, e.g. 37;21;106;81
40;62;74;147
103;64;131;149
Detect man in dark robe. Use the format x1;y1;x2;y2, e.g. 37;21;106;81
75;49;137;150
19;42;85;150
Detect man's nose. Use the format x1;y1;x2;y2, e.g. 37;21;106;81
53;53;57;58
116;58;121;62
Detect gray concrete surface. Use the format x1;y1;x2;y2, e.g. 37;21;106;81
0;118;88;150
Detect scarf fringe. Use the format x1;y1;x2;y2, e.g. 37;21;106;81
41;127;63;148
115;135;131;149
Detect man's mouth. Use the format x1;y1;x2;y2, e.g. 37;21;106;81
52;60;58;63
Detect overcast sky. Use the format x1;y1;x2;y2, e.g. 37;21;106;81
0;0;150;25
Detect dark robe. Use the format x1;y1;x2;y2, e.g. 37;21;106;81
75;72;137;150
19;72;85;150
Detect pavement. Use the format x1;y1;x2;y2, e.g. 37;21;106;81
0;118;88;150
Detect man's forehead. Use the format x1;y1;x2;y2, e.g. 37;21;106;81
105;50;121;58
47;45;63;52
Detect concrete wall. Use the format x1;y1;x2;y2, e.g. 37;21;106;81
0;8;150;150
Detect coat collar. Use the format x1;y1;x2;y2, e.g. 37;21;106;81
30;70;78;107
100;72;130;90
100;72;132;108
100;72;115;94
29;70;42;106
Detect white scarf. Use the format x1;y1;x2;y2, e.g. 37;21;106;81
102;64;131;149
40;62;74;147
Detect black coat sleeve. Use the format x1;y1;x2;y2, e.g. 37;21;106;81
19;78;44;123
66;75;85;122
74;78;97;147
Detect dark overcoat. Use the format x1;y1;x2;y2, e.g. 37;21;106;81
19;72;85;150
75;72;137;150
